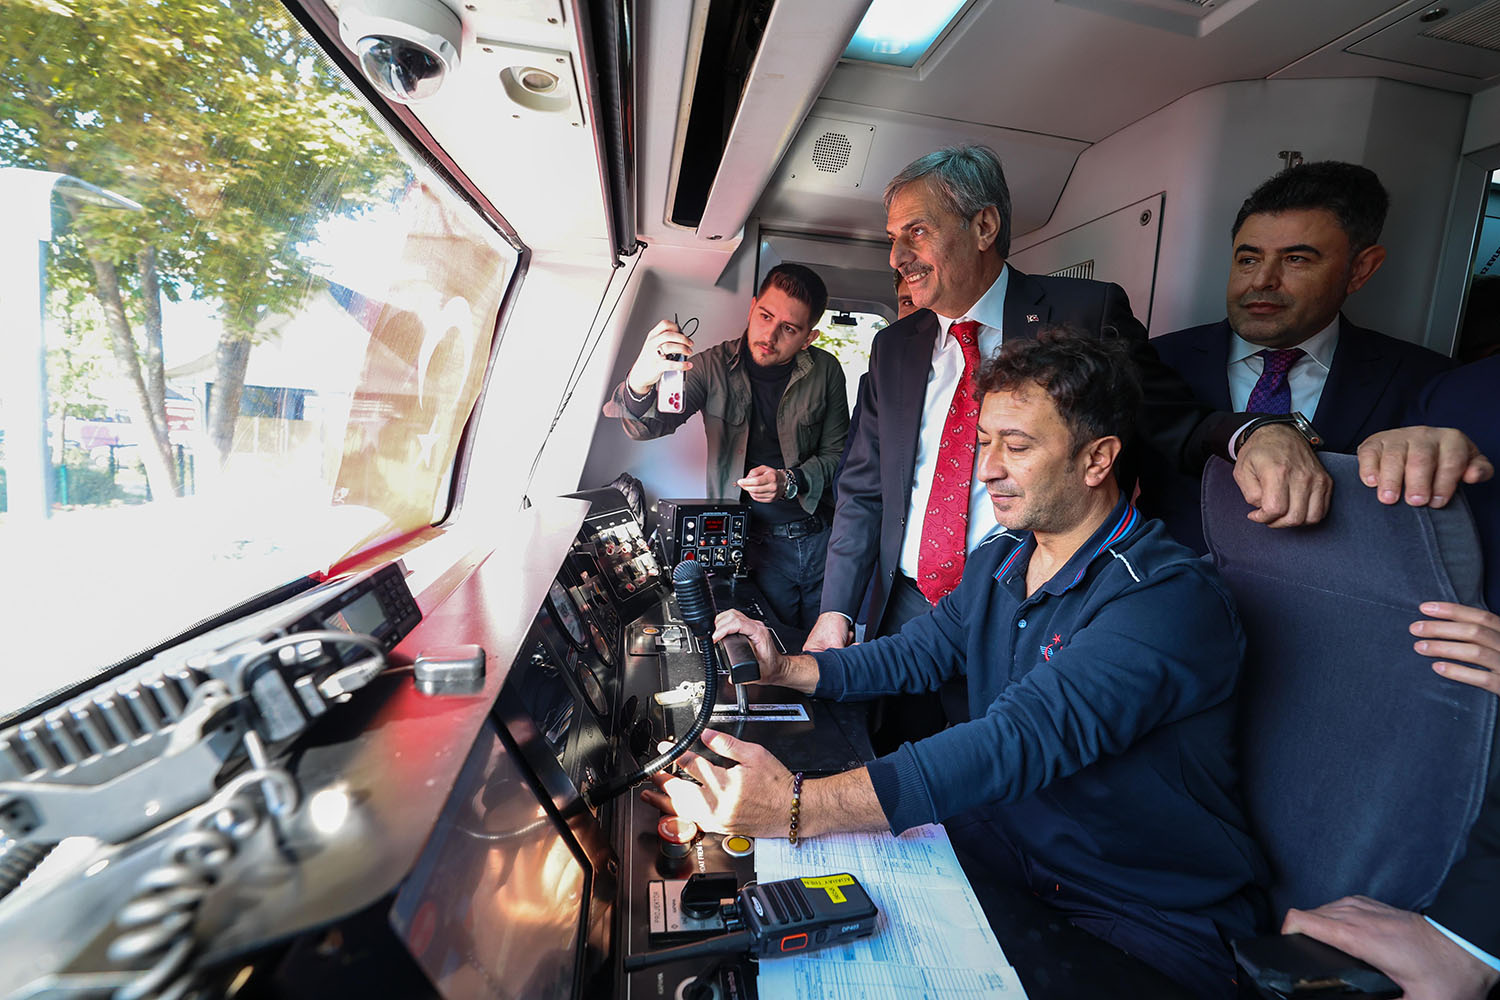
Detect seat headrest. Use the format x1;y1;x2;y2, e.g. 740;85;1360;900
1202;454;1484;611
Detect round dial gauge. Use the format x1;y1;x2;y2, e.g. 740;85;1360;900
577;663;607;717
588;621;614;666
548;580;587;647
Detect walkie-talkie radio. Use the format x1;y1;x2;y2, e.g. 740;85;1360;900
627;873;878;971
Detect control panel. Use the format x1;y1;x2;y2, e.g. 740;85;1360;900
656;499;749;575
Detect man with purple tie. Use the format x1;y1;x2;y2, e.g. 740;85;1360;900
1149;161;1454;551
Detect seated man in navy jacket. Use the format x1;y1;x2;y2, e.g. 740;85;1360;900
643;332;1267;998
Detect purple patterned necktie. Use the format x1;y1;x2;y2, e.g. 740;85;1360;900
1246;348;1305;413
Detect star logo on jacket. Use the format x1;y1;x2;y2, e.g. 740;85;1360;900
1040;633;1065;661
1026;313;1040;323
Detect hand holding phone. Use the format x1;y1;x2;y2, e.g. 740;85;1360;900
625;317;697;411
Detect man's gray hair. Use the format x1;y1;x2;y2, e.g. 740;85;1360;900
883;145;1012;258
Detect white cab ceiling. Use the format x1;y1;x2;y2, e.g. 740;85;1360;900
754;0;1500;243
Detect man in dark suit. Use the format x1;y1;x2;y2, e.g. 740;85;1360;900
805;145;1355;659
1149;161;1454;551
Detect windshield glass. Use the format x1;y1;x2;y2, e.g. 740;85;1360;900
0;0;517;713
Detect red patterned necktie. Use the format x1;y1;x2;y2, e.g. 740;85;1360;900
916;320;982;604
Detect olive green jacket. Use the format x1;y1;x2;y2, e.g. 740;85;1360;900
604;336;849;515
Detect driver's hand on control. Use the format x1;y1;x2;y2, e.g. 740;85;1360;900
713;610;788;685
640;730;794;837
625;319;695;396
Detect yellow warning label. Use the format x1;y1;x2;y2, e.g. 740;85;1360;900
801;873;855;903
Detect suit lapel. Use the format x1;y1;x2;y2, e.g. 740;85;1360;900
1198;321;1234;411
1314;319;1397;452
893;309;940;491
1003;269;1052;341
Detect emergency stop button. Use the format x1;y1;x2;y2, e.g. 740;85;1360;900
779;933;808;952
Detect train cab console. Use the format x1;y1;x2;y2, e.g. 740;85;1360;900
0;488;870;1000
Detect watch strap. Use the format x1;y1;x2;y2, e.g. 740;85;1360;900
1235;411;1324;453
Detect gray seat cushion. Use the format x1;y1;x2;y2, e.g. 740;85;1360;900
1202;453;1493;916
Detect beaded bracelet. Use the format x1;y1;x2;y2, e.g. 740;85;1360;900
788;771;805;847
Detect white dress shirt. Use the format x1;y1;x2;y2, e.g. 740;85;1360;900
897;266;1009;580
1227;318;1339;416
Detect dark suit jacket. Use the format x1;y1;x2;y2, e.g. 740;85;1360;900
1411;356;1500;957
821;268;1243;633
1146;317;1454;552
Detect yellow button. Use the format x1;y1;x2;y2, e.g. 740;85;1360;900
722;835;754;856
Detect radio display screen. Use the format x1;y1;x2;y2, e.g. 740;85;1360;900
324;590;387;638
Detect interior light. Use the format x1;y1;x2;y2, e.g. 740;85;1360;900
843;0;972;68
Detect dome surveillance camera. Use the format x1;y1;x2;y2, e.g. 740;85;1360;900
338;0;462;105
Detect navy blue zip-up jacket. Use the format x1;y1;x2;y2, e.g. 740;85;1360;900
810;496;1267;927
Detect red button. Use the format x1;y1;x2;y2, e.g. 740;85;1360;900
684;551;696;560
780;933;808;952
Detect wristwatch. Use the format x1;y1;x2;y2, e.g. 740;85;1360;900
782;468;799;500
1234;410;1324;454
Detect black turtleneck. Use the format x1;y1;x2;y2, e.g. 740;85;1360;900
741;341;804;524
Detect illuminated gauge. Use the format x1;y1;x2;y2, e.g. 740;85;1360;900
577;664;607;717
588;621;614;666
549;580;588;647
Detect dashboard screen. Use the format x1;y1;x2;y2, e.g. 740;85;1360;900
391;720;586;1000
701;515;726;534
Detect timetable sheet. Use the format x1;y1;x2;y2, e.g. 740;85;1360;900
755;824;1029;998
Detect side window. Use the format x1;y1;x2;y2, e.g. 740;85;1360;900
815;309;885;416
0;1;517;703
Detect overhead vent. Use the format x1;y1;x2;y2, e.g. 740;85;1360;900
1053;0;1258;38
1421;0;1500;51
1348;0;1500;80
661;0;872;242
782;117;876;192
1050;260;1096;280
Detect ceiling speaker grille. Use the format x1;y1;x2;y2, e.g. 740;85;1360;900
1050;260;1096;281
812;132;853;174
1421;1;1500;52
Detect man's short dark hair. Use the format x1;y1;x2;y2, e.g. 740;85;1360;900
1231;161;1389;253
884;144;1012;258
973;328;1142;451
758;263;828;324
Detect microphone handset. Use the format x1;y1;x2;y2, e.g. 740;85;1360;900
588;560;750;806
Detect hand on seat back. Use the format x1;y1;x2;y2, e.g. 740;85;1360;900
1282;896;1499;1000
1234;423;1333;527
1413;602;1500;698
1233;423;1492;528
1357;426;1492;509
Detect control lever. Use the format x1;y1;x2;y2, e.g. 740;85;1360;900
717;633;759;717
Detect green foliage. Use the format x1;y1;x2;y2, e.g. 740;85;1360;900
1;0;410;338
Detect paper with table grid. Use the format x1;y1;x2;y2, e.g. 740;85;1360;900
754;823;1029;998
